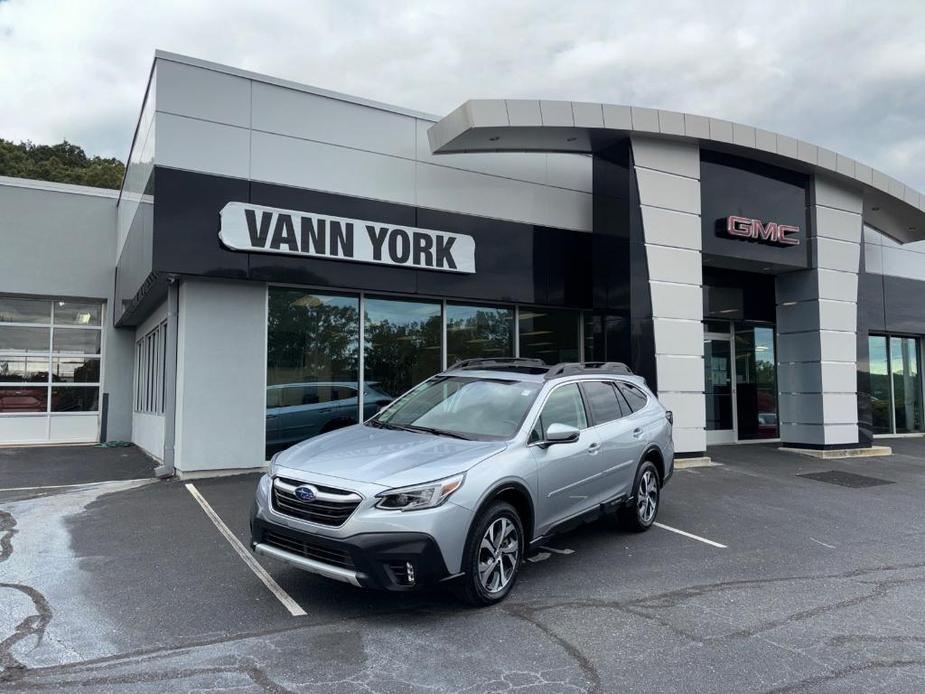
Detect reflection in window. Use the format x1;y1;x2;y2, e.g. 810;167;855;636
446;304;513;366
890;336;922;433
53;357;101;383
0;326;50;352
0;355;50;383
869;335;923;435
518;309;579;364
52;328;101;354
869;336;891;434
54;301;103;326
0;296;103;415
0;386;48;413
365;297;441;400
266;289;360;456
51;386;99;412
0;297;51;323
735;326;779;439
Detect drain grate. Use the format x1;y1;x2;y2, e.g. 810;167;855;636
798;470;894;488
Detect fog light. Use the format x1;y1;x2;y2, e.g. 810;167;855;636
406;561;415;585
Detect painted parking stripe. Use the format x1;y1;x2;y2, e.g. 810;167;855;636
653;522;727;549
184;483;307;617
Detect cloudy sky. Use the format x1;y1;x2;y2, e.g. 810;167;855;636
1;0;923;190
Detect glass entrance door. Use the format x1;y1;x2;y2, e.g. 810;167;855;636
705;324;779;445
705;332;736;444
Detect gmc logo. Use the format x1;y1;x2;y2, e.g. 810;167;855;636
725;215;800;246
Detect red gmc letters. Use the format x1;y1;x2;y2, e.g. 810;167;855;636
725;215;800;246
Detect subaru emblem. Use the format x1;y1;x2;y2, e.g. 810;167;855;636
294;485;316;502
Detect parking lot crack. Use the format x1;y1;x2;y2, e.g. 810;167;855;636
502;602;602;693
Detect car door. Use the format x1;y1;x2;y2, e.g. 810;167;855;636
579;380;640;502
614;381;653;489
529;383;603;533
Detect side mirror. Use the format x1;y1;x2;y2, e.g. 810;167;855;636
544;422;580;446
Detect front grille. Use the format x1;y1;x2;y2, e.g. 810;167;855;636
271;477;361;527
263;530;355;570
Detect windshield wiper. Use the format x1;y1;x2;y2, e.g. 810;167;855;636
402;425;475;441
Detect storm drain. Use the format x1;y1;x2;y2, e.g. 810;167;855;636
798;470;894;488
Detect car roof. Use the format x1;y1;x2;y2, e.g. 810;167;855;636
441;359;635;382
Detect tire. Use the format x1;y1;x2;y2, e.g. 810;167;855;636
457;501;524;607
621;460;660;532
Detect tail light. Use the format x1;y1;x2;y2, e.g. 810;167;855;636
666;410;673;425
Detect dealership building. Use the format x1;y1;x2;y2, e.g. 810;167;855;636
1;51;924;474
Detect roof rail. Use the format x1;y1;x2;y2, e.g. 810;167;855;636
447;357;546;371
544;361;633;379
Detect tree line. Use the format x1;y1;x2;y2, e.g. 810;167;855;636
0;139;125;190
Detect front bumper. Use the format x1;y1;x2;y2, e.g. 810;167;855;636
250;515;452;591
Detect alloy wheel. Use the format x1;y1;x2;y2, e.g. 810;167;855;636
637;469;658;524
477;516;520;593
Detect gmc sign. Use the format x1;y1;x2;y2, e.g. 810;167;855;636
725;215;800;246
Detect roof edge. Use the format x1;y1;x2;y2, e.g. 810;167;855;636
153;50;441;123
0;175;120;200
428;99;925;235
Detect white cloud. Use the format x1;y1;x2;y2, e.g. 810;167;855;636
0;0;923;191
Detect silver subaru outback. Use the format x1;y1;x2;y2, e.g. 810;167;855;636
250;359;674;606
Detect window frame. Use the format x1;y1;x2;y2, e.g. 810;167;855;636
617;381;649;413
133;320;167;416
869;332;924;435
579;379;629;426
0;295;104;417
527;381;591;446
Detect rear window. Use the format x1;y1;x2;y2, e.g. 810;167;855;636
617;382;648;412
582;381;625;424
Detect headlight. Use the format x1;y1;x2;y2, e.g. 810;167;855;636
375;473;465;511
268;451;282;476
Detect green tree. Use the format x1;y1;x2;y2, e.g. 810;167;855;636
0;138;124;190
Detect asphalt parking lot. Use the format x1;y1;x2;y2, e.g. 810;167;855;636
2;440;925;693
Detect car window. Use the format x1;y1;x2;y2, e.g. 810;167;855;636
617;382;648;412
531;383;588;442
266;389;280;409
581;381;624;424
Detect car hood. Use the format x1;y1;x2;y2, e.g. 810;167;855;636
274;424;508;489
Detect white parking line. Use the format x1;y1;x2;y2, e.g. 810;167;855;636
184;483;306;617
653;522;727;549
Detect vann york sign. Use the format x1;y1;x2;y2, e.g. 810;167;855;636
724;215;801;247
219;202;476;274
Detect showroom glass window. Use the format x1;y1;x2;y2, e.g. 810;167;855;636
265;289;360;456
519;309;580;364
868;334;923;435
364;296;441;401
0;297;103;414
446;303;514;366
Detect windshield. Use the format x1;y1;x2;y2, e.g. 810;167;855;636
370;376;543;440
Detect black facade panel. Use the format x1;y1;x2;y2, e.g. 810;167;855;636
700;150;811;271
702;268;777;323
415;208;539;305
149;167;594;309
153;167;251;278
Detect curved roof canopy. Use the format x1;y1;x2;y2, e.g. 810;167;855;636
428;100;925;243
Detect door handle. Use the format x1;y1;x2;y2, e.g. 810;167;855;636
587;442;601;454
633;428;644;438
